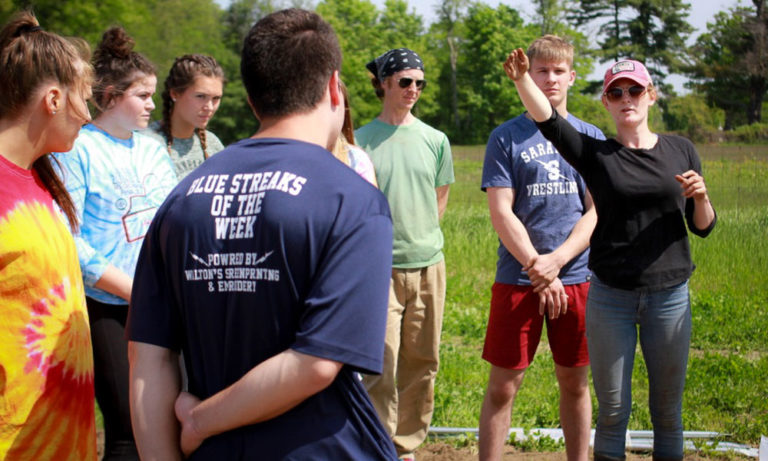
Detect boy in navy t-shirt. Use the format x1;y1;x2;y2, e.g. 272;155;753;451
478;35;604;461
127;9;396;460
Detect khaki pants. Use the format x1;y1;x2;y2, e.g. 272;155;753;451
363;260;446;457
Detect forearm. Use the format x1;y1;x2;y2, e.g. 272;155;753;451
693;196;716;231
189;349;342;441
487;188;537;266
550;201;597;265
94;264;134;302
436;185;450;219
491;210;538;266
515;73;553;123
129;342;183;461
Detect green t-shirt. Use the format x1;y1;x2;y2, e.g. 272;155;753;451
355;118;454;268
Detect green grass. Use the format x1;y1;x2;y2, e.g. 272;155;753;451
434;144;768;446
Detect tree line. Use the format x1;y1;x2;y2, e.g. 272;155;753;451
3;0;766;145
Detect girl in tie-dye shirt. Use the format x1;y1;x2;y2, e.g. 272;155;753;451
56;26;176;461
0;11;97;460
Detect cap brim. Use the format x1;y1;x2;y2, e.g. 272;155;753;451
603;74;650;93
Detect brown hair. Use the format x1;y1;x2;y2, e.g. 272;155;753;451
159;54;225;158
370;76;385;100
339;80;354;144
331;81;354;164
91;26;156;116
241;8;341;118
526;35;574;69
0;10;92;230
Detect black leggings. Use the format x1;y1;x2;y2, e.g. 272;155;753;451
87;297;140;461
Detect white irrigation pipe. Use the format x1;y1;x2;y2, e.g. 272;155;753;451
428;427;760;458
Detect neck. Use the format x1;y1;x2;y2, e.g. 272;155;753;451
93;114;132;140
170;112;196;138
254;110;336;151
616;125;657;149
0;117;46;169
554;102;569;119
377;105;415;126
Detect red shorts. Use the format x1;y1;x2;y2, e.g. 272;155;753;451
482;281;589;369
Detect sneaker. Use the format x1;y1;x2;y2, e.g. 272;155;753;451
398;456;415;461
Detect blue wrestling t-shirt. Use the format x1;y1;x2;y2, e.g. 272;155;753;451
482;113;604;285
127;138;396;460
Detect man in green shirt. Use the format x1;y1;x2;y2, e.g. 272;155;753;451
355;48;454;461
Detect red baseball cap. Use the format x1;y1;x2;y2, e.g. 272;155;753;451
602;60;653;93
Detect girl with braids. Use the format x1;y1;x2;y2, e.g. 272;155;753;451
146;53;225;179
0;11;97;460
56;26;176;461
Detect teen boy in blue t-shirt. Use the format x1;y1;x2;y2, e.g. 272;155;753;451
127;9;397;460
478;35;604;461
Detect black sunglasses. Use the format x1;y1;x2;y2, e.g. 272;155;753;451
604;85;646;102
398;77;427;90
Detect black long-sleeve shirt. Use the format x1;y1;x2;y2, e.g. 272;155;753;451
536;110;716;290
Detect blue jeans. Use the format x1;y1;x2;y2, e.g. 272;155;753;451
586;276;691;459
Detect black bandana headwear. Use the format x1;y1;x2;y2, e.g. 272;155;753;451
366;48;424;81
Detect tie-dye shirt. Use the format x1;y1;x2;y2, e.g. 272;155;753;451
0;154;97;460
56;124;178;304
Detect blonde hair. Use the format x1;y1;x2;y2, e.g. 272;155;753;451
527;35;574;68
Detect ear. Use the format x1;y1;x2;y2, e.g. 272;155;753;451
647;90;657;106
601;94;609;110
45;86;63;115
170;89;181;102
102;85;117;110
329;71;343;108
568;69;576;87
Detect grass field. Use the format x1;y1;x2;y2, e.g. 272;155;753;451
433;144;768;447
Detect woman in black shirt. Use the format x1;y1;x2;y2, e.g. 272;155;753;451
504;48;716;461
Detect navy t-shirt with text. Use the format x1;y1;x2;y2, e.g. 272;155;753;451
127;138;396;460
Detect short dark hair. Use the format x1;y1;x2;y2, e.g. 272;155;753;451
241;8;341;118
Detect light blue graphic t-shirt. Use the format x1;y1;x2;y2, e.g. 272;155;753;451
56;124;178;304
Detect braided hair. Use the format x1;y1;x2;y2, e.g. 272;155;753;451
159;54;224;159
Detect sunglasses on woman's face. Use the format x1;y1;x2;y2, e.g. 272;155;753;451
398;77;427;90
604;85;646;102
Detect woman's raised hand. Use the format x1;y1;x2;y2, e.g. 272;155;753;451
503;48;529;81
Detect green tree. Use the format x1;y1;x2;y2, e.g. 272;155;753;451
533;0;574;36
210;0;314;143
455;3;539;144
431;0;469;134
663;93;724;141
317;0;428;128
316;0;385;126
6;0;149;43
569;0;694;90
688;1;768;127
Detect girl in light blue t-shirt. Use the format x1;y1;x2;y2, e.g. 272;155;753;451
56;26;176;461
